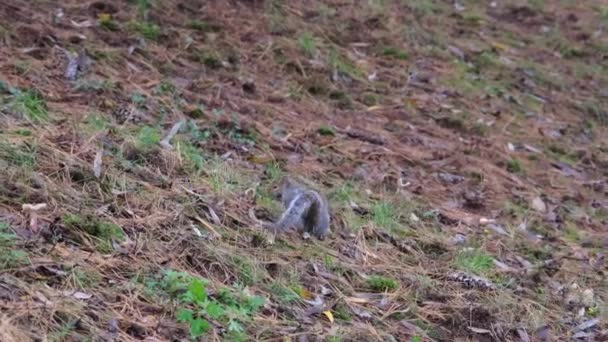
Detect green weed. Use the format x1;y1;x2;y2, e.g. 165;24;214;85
264;162;283;183
317;125;335;136
132;21;161;40
269;282;301;304
562;223;583;242
333;302;352;321
580;101;608;126
185;121;212;142
367;275;399;292
10;89;48;123
506;158;523;173
70;268;101;289
84;113;109;133
298;32;317;58
343;209;366;231
197;52;222;69
361;92;380;106
0;221;30;269
454;248;493;275
329;50;363;80
135;0;152;20
154;81;176;95
0;141;36;169
13;129;31;136
62;214;125;252
547;145;579;165
503;200;529;218
98;13;119;31
73;78;115;93
372;201;399;232
381;46;409;60
135;126;161;151
187;20;222;32
180;141;205;173
407;0;441;17
151;270;264;339
228;255;260;286
332;182;355;204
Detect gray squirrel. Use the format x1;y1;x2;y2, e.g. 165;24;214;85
255;176;330;240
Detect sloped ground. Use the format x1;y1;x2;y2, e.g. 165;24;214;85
1;0;607;341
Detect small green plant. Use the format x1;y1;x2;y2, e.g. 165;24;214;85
0;221;30;269
185;121;212;142
269;282;301;304
506;158;523;173
187;20;222;32
228;255;259;286
198;52;222;69
84;113;109;133
97;13;119;31
132;21;161;40
563;223;583;242
62;214;125;252
332;182;355;204
154;81;176;95
381;46;409;60
180;141;205;173
408;0;441;17
73;78;115;93
361;92;380;106
372;201;399;231
454;248;493;275
70;268;101;289
207;158;252;195
135;0;152;20
329;50;363;80
10;89;48;123
13;128;32;136
317;125;335;136
151;270;264;340
367;275;399;292
333;302;352;321
264;162;283;183
0;141;36;168
298;32;316;58
135;126;161;151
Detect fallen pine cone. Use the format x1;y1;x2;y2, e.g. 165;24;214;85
447;272;495;291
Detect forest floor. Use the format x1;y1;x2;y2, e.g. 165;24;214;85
1;0;607;341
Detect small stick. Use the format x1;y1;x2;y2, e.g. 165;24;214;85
160;119;186;149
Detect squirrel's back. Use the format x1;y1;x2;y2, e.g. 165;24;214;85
275;177;330;239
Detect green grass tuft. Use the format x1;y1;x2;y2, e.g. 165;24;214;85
11;89;48;123
506;158;523;173
0;141;37;169
148;269;264;339
0;221;30;269
317;125;335;136
372;201;399;232
454;248;493;275
381;46;409;60
135;126;161;151
298;32;317;58
132;21;161;40
367;275;399;292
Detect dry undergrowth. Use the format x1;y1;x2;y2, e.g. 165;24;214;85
0;0;607;341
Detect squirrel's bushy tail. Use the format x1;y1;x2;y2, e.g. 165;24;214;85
274;192;316;232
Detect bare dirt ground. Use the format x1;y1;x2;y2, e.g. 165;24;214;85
1;0;607;341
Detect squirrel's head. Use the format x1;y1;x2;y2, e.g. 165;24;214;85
271;176;298;200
